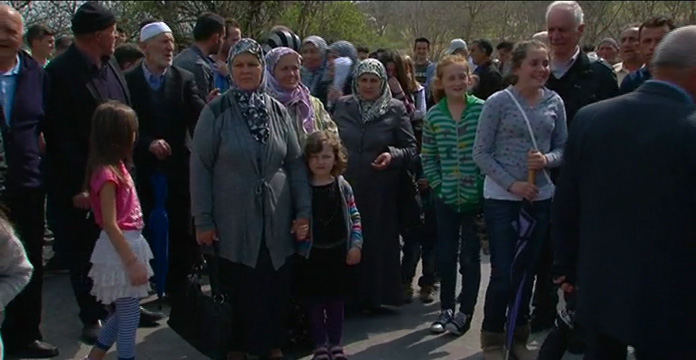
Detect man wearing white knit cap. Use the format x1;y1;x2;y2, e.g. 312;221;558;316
125;21;207;298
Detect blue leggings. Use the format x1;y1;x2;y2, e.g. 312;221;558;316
95;297;140;360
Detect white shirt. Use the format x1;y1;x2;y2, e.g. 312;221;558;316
551;47;580;79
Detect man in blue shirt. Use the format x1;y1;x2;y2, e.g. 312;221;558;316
211;20;242;93
0;4;59;358
620;16;675;94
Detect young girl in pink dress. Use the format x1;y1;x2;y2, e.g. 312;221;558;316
84;101;153;360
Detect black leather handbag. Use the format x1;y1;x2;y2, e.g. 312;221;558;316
168;245;232;360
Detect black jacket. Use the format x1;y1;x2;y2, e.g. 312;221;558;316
0;51;45;191
44;44;131;199
552;81;696;351
472;61;503;100
546;51;618;128
126;64;205;180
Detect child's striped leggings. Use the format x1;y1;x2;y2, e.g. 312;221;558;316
95;297;140;360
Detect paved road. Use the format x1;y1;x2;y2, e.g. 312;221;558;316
9;257;596;360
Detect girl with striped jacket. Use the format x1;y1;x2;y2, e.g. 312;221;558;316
422;55;485;337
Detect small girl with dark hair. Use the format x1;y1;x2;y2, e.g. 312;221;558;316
299;130;363;360
83;101;154;360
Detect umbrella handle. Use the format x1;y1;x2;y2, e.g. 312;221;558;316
527;169;536;184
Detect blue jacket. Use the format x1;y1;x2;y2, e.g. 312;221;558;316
619;66;651;94
0;50;44;190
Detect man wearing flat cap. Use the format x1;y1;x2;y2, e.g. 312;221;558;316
126;22;206;297
43;2;162;344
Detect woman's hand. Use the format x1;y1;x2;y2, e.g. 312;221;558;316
292;218;310;241
527;150;548;171
196;229;218;246
328;87;343;102
509;181;539;201
346;247;362;265
371;152;392;170
127;260;149;286
206;88;221;103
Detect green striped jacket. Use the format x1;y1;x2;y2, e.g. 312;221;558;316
422;95;484;213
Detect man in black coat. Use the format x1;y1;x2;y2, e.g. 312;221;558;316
552;26;696;359
545;1;619;129
470;39;503;100
126;22;206;296
531;1;620;332
43;2;163;343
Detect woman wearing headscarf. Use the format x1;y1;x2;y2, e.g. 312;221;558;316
301;35;328;97
326;40;359;104
332;59;417;309
265;47;337;146
190;38;311;360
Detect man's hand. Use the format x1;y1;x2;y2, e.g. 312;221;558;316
149;139;172;160
72;191;90;210
553;275;575;293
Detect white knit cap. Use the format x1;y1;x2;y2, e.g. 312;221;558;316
139;22;172;42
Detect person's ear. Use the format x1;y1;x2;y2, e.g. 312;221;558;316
578;23;586;35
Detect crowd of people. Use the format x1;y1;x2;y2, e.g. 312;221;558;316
0;1;695;360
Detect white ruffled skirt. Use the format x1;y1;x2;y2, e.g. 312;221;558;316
88;230;154;304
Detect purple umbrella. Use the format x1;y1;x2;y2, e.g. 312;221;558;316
505;171;538;360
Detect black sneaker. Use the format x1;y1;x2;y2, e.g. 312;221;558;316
430;309;453;334
445;312;472;336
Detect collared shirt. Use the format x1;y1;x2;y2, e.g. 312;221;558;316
0;54;21;126
142;61;168;91
647;80;694;105
613;62;631;86
551;47;580;79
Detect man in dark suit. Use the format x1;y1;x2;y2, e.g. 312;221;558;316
126;22;206;296
552;26;696;359
0;5;59;358
43;2;162;343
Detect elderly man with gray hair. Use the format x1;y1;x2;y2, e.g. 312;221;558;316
529;0;620;335
552;25;696;359
125;21;207;298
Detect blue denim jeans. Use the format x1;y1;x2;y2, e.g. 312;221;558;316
482;199;551;332
435;200;481;314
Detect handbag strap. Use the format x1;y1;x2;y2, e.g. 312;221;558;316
206;243;225;300
503;89;553;184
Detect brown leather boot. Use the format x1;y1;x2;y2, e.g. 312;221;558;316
481;331;505;360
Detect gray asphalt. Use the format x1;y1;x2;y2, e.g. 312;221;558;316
10;257;596;360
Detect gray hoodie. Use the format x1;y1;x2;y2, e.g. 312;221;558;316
473;86;567;201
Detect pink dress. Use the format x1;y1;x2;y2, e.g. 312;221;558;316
87;162;153;304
